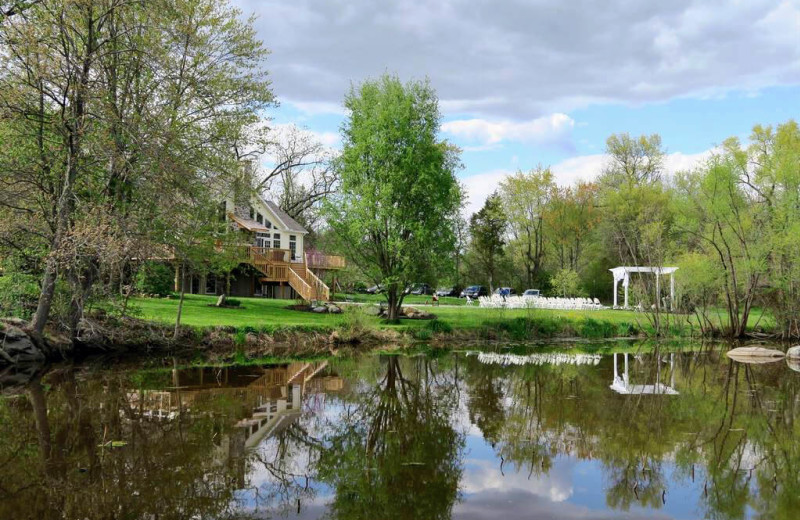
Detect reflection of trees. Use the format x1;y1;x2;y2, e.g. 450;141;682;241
316;356;464;520
0;369;249;520
465;360;507;445
463;348;800;519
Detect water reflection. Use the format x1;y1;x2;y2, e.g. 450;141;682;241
1;345;799;519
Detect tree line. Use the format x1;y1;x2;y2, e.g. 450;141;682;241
458;122;800;338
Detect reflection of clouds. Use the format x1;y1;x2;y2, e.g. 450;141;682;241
453;489;675;520
462;454;574;503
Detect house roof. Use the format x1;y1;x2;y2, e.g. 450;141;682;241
262;199;307;234
229;213;270;232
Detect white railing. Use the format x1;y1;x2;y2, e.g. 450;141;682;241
477;295;606;311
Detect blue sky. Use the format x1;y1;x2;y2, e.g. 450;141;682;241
236;0;800;213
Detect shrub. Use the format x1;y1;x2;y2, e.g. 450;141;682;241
0;272;40;319
426;319;453;334
135;261;174;297
225;298;242;308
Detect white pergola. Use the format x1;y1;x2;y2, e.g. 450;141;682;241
609;266;678;310
610;352;678;395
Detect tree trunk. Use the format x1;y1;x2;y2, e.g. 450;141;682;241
174;264;186;337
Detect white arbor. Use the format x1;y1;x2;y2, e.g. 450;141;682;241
610;266;678;310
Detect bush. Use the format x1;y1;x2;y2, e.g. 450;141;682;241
426;319;453;334
225;298;242;308
135;261;174;297
0;272;40;319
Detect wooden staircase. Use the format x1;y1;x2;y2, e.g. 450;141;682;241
245;247;330;301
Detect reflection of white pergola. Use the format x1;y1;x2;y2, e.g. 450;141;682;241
610;353;678;395
609;266;678;310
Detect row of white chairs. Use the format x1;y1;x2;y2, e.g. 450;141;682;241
477;295;606;311
469;351;603;366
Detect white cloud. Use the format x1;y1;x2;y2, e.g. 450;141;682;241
235;0;800;119
461;148;714;216
442;114;575;147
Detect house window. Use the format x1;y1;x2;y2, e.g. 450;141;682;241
273;233;281;249
256;212;263;224
264;219;272;229
218;201;227;222
205;274;217;294
249;207;255;219
256;232;270;248
289;235;297;260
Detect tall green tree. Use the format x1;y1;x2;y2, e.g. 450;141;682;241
469;192;507;292
325;74;463;320
498;166;553;288
0;0;273;336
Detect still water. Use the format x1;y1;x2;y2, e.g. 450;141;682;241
1;343;798;520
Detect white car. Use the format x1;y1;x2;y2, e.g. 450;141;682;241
522;289;541;299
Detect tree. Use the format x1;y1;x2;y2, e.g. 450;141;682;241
0;0;273;337
545;181;600;273
499;166;554;288
551;268;581;297
325;74;463;320
597;133;671;266
469;192;507;292
256;124;339;230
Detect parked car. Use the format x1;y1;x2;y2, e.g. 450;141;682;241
461;285;488;298
523;289;541;299
407;283;433;295
436;286;462;297
365;284;384;294
493;287;516;297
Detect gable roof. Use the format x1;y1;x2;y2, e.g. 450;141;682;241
261;198;308;234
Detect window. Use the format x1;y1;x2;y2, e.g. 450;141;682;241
256;232;270;248
289;235;297;260
273;233;281;249
256;212;263;224
218;202;227;222
249;207;254;219
264;219;272;229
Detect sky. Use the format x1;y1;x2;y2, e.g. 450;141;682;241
233;0;800;214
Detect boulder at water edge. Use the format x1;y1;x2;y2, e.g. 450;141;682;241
785;345;800;359
726;346;785;364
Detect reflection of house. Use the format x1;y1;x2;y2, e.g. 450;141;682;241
610;353;678;395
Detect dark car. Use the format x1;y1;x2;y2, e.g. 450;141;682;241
365;284;384;294
493;287;516;297
408;283;434;295
460;285;488;298
436;286;462;297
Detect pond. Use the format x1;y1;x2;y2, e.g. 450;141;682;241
1;342;798;519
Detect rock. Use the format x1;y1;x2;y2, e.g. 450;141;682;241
312;306;328;313
0;325;46;364
726;346;785;364
327;305;342;314
786;345;800;359
363;305;381;316
787;358;800;373
215;294;227;307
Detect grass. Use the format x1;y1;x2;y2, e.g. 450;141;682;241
127;294;775;342
333;292;467;306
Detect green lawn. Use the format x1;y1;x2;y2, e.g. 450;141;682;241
128;294;774;340
332;292;466;306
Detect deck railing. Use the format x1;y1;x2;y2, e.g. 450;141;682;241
305;268;330;301
306;252;346;270
287;267;314;301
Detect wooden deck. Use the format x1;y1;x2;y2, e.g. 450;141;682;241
243;246;332;301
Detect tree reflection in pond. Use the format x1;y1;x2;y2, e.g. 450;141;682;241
2;346;800;519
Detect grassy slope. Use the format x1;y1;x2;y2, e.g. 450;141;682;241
130;294;765;338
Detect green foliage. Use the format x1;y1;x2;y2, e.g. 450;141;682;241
225;299;242;308
469;192;507;290
551;268;581;297
325;74;463;319
135;262;174;297
0;272;40;319
426;319;453;334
